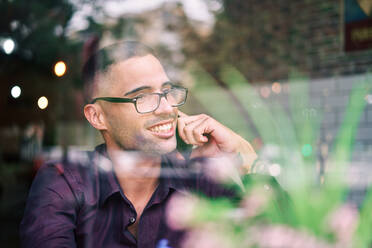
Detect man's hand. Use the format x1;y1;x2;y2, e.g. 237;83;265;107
177;111;257;172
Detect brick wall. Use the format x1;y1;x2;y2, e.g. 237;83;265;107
218;0;372;81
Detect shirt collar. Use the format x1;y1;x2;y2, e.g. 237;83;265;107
94;144;121;207
94;144;191;207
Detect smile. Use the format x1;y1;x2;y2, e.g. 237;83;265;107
149;122;173;133
147;120;175;138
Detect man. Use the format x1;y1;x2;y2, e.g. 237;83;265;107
20;41;257;248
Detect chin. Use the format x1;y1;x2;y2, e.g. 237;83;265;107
156;141;177;154
150;137;177;155
134;132;177;155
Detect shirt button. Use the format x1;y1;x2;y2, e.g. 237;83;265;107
129;217;136;224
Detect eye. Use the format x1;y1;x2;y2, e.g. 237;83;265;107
134;93;146;99
162;88;171;94
162;85;174;92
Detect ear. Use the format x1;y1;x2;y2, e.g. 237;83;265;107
84;104;108;131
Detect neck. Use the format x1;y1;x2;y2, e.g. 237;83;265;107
107;146;162;202
104;139;165;238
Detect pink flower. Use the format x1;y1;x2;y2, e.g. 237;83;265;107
327;203;359;246
166;193;199;230
241;186;272;218
247;224;332;248
182;225;233;248
203;154;243;186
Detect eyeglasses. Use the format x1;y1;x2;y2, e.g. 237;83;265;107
90;85;188;114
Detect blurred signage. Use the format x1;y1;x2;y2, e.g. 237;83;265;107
344;0;372;52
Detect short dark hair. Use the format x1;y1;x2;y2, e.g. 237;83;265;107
82;40;157;103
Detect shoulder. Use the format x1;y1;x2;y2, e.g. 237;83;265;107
20;148;110;247
20;155;93;248
29;150;98;205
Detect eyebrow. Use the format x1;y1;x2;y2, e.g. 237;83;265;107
124;81;175;96
124;86;152;96
162;81;175;87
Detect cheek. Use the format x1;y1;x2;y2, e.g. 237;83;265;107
107;107;142;132
118;108;144;132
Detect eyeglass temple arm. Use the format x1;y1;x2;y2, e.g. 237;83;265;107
90;97;135;104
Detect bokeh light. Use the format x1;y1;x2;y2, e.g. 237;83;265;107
301;144;313;157
260;86;271;98
37;96;48;109
3;38;15;54
54;61;67;77
10;85;21;98
272;82;282;94
365;94;372;104
269;163;281;177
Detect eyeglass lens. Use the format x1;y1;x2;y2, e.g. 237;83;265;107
136;88;186;113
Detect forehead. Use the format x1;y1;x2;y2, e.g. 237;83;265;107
98;54;169;95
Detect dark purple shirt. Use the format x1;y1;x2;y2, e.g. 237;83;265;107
20;144;234;248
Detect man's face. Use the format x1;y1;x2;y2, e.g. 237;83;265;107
96;54;178;154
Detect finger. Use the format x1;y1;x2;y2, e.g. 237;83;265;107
191;118;210;143
177;115;188;143
177;113;205;143
178;112;205;126
189;146;204;159
177;115;203;144
189;139;216;159
183;118;207;146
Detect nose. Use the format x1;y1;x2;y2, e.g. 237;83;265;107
153;95;174;115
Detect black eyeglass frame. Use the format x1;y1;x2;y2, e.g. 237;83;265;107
90;85;188;114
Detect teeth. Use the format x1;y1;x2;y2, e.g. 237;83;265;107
150;123;172;133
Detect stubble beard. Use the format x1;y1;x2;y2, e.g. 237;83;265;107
112;127;176;156
137;134;177;155
110;112;178;155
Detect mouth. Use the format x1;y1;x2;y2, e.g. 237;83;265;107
147;120;176;139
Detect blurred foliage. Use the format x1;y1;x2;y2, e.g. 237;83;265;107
175;64;372;247
1;0;371;246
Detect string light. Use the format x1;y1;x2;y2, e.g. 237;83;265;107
37;96;48;109
54;61;67;77
10;85;21;98
3;38;15;54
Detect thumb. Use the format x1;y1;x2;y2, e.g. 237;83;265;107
189;139;218;159
189;146;204;159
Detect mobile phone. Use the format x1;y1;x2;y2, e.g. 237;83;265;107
176;126;193;154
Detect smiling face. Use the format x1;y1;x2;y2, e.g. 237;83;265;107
92;54;179;154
